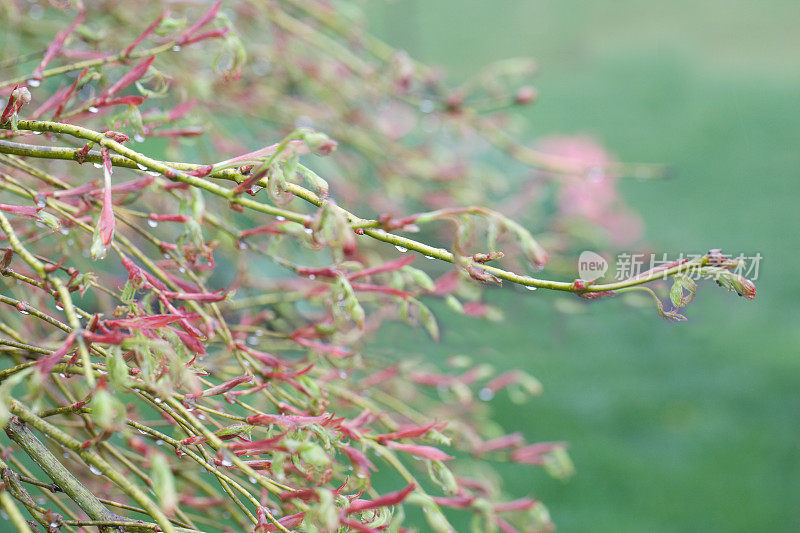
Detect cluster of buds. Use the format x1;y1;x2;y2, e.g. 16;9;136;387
1;85;31;125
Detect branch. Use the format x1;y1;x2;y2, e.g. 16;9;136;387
0;127;706;294
8;400;178;533
5;418;122;532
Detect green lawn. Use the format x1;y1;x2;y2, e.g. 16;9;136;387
368;1;800;531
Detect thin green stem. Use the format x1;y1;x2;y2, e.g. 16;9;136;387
0;125;687;294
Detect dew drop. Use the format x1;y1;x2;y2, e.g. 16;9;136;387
172;45;182;52
237;241;249;250
308;274;316;280
423;255;434;259
247;335;258;346
147;220;158;228
420;99;435;113
276;216;286;221
478;387;495;401
338;370;347;379
155;439;165;446
395;245;408;253
32;130;42;135
248;476;257;483
88;106;98;114
197;413;206;420
134;134;146;143
59;373;68;379
27;79;41;87
59;228;69;235
220;459;233;467
137;163;147;170
19;309;30;315
55;303;63;311
178;267;186;273
146;170;159;176
525;286;537;291
304;228;313;234
153;397;163;404
92;162;102;169
89;465;102;475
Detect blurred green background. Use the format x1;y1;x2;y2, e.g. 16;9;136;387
367;1;799;531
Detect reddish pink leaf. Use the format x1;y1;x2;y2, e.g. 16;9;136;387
32;9;86;79
83;330;131;345
510;442;568;465
385;442;453;461
359;365;399;389
462;301;489;317
162;289;227;302
185;375;253;400
291;335;353;358
90;149;115;259
95;56;154;104
375;422;446;444
121;256;169;291
239;222;286;238
167;99;198;122
474;432;525;455
37;333;76;375
346;483;415;513
341;445;376;477
253;508;304;533
121;11;169;57
53;67;88;119
149;214;190;223
245;412;343;431
431;496;475;509
104;313;198;329
97;95;147;108
147;126;205;138
347;255;415;280
493;497;538;513
495;516;522;533
179;27;230;46
176;1;222;45
0;203;40;218
349;283;413;298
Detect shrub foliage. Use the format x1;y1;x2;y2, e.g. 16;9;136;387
0;2;754;532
